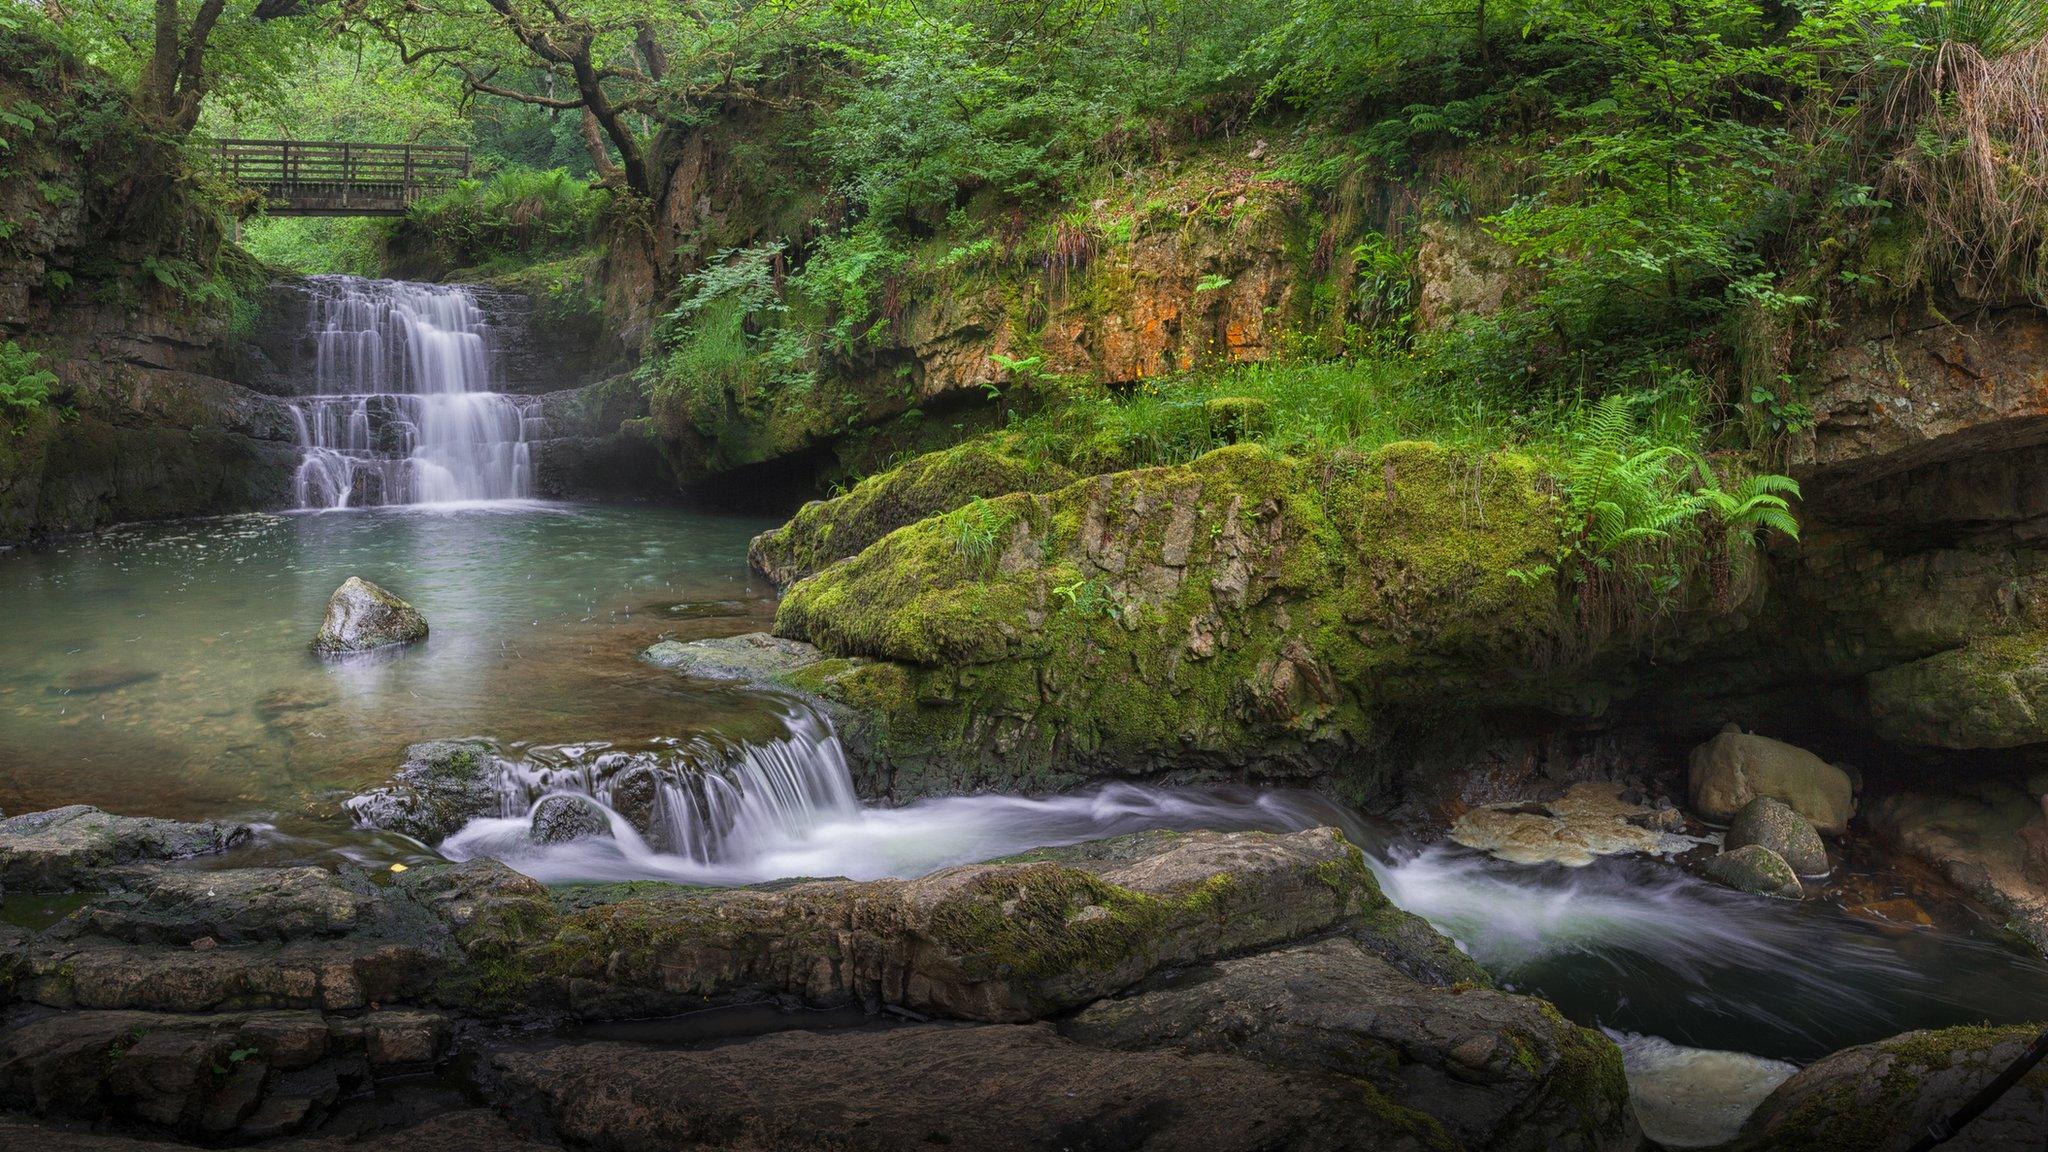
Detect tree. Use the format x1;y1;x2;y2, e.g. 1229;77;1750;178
57;0;324;134
341;0;816;199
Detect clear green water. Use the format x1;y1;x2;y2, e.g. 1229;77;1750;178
0;502;781;826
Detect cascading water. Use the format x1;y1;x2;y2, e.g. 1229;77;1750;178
433;699;1370;885
288;276;536;508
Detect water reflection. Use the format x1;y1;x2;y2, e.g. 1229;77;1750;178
0;504;779;823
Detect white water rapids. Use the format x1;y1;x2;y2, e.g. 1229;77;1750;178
434;699;2048;1071
289;277;536;508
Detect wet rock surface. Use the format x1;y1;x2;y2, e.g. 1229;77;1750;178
314;577;429;656
526;796;611;845
0;813;1631;1150
0;807;250;892
1738;1024;2048;1151
344;741;502;845
1703;844;1804;899
1062;935;1632;1152
1725;796;1830;877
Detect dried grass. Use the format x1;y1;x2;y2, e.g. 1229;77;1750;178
1876;33;2048;299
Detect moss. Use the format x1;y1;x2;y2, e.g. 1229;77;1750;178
775;439;1566;789
1738;1025;2040;1152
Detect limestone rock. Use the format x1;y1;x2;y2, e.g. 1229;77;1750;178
774;441;1573;796
528;795;612;845
749;438;1078;588
1450;781;1691;867
1738;1025;2048;1151
1725;796;1830;877
0;807;249;891
1703;844;1803;899
65;867;375;944
1867;633;2048;749
1868;784;2048;954
1688;730;1855;834
313;576;427;655
520;827;1378;1022
492;1024;1395;1152
640;631;835;684
344;740;501;844
1063;935;1633;1152
0;1008;451;1143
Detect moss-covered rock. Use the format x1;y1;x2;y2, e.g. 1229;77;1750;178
343;740;502;844
0;806;251;892
1737;1024;2048;1151
1726;796;1829;877
773;440;1569;798
1703;844;1804;899
749;437;1079;587
1867;632;2048;749
1063;936;1633;1152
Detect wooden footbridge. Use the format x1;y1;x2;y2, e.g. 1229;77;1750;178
212;139;470;216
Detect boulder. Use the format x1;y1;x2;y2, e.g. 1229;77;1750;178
1703;844;1803;899
772;442;1579;798
508;828;1378;1022
1738;1025;2048;1151
1688;729;1855;834
492;1023;1400;1152
1725;796;1830;876
528;795;612;845
748;437;1079;588
0;1007;451;1142
313;576;427;655
344;740;501;844
63;867;375;944
0;806;249;891
1063;935;1633;1152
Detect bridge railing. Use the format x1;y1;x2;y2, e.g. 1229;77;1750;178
212;139;472;214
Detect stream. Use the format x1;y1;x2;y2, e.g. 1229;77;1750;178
5;500;2046;1065
3;275;2045;1146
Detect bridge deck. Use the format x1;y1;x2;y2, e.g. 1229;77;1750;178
214;139;470;217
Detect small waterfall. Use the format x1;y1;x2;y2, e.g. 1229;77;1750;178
432;703;1364;886
288;277;536;509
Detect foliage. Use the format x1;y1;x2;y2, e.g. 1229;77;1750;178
1549;391;1798;632
0;341;58;424
943;496;1012;571
393;166;610;275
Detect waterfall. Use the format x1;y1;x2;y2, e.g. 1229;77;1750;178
433;702;1368;886
288;277;536;509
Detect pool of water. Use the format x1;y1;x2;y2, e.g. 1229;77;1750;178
0;502;782;825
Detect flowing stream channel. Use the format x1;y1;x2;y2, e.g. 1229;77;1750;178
9;497;2048;1146
4;274;2046;1146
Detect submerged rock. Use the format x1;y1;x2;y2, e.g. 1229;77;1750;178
1725;796;1829;877
1703;844;1803;900
0;806;249;891
1687;729;1855;834
344;740;501;845
640;632;837;684
313;576;428;655
1738;1025;2048;1151
528;795;612;845
1611;1032;1794;1149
